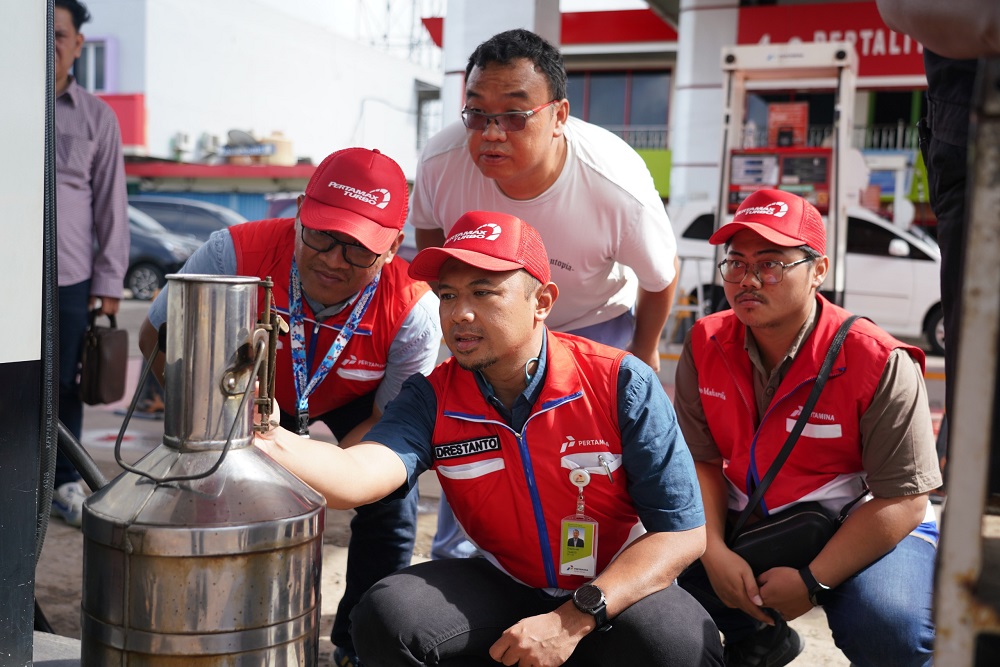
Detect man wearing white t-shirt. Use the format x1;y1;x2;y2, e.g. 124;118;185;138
412;29;678;371
412;28;680;559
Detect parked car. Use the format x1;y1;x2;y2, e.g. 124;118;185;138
265;192;419;262
667;203;945;355
265;192;300;220
128;195;247;242
127;206;202;300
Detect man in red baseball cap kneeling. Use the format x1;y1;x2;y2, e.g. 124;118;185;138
256;210;723;666
674;189;941;667
139;147;442;667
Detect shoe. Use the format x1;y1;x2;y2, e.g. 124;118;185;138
133;404;165;420
136;396;165;419
723;617;803;667
114;406;164;420
332;646;361;667
144;394;166;413
51;481;87;528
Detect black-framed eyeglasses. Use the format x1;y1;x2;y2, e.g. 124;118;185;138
460;100;558;133
300;226;380;268
717;257;813;284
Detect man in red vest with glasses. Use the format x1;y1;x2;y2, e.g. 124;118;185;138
140;148;440;667
674;189;940;667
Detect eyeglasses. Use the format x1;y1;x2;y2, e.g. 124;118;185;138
460;100;558;133
300;226;380;268
717;257;813;284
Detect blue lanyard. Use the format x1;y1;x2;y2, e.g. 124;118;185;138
289;260;380;434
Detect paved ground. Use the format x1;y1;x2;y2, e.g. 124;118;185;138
34;299;945;664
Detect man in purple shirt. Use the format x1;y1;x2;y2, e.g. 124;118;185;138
53;0;129;527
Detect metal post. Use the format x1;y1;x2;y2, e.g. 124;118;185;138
933;56;1000;666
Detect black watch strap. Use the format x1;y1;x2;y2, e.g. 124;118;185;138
798;567;831;607
572;584;612;632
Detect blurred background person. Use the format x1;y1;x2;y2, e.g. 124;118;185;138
877;0;1000;491
52;0;130;527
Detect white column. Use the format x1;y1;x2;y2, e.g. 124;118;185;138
441;0;560;118
669;0;740;208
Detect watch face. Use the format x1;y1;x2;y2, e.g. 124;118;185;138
574;584;604;610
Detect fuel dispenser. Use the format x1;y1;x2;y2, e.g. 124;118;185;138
728;147;834;214
716;41;858;305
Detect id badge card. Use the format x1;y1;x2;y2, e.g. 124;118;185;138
561;466;599;577
560;515;598;577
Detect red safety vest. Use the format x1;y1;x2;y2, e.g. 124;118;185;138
230;218;429;416
690;296;925;515
426;331;641;590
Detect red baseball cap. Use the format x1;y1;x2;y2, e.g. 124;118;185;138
709;189;827;255
299;147;408;254
408;211;551;284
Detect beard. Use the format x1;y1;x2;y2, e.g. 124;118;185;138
456;355;497;374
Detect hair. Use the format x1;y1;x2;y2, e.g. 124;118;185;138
465;29;568;102
522;272;542;299
797;244;823;260
55;0;91;31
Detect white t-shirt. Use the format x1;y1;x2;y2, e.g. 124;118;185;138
409;117;677;332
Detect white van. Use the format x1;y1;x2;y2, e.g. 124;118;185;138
668;203;944;355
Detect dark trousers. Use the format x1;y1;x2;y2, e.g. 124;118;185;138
352;558;724;666
280;392;418;655
679;536;936;667
56;280;90;487
923;114;1000;491
923;132;967;454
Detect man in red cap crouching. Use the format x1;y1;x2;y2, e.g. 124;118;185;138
256;210;723;666
139;148;441;667
674;189;941;667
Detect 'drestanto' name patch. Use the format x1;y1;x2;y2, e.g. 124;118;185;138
434;437;501;460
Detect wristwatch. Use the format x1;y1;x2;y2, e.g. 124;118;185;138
572;584;612;632
798;566;831;607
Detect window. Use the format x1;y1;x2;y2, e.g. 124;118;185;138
629;72;670;126
847;217;931;260
588;73;627;127
871;91;922;126
684;214;716;241
566;69;671;149
132;203;186;230
129;200;240;241
74;40;108;92
415;81;441;151
177;208;232;238
567;73;585;121
847;217;896;256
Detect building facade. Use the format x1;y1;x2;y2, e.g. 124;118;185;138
79;0;929;226
80;0;443;176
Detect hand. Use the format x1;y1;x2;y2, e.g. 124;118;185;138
253;422;282;458
702;548;774;625
252;384;282;455
757;566;813;622
253;385;280;426
89;296;120;316
489;607;590;667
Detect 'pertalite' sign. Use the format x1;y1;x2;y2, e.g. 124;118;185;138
738;1;924;80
